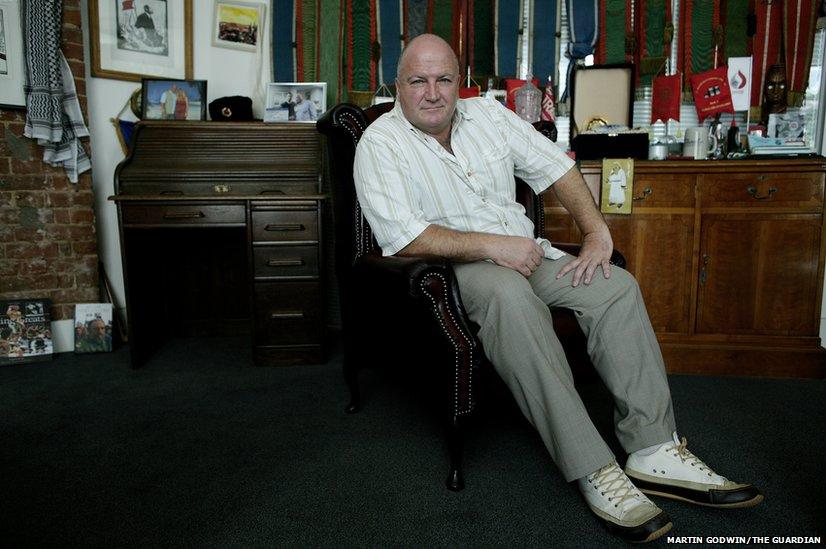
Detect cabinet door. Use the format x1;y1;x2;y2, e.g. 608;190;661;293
696;213;822;336
606;214;695;334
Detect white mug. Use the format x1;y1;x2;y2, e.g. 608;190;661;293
683;127;717;159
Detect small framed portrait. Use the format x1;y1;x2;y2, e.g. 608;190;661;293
265;82;327;123
600;158;635;215
0;0;26;108
88;0;193;82
212;0;265;52
74;304;114;354
0;299;53;365
140;78;207;120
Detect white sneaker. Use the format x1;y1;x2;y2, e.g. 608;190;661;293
625;433;763;508
579;462;672;543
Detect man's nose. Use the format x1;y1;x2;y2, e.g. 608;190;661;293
424;81;439;101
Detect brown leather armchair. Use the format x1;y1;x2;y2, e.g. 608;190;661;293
317;102;625;491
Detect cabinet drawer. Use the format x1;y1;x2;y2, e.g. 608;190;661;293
254;282;321;345
699;173;824;208
629;174;694;208
251;210;318;242
121;204;245;226
253;245;319;278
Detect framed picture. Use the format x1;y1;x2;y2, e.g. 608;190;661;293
140;78;207;120
0;0;25;109
212;0;265;52
600;158;635;215
265;82;327;122
89;0;193;82
74;304;114;354
0;299;53;365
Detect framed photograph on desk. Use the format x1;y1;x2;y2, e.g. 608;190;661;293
264;82;326;122
140;78;207;120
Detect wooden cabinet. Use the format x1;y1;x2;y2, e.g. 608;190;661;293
549;158;826;377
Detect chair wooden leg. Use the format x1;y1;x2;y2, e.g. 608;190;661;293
446;416;465;491
343;356;361;414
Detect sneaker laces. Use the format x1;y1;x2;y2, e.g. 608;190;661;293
669;436;718;478
589;462;645;509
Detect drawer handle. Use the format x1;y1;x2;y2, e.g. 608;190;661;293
163;210;205;219
632;187;652;201
746;186;778;200
159;190;183;196
270;311;305;320
266;223;305;232
267;258;305;267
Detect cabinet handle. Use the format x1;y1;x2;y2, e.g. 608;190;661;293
267;258;304;267
632;187;653;201
699;254;710;285
746;186;778;200
163;210;205;219
270;311;305;320
265;223;305;231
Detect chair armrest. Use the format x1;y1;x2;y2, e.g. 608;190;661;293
552;242;627;270
353;253;452;298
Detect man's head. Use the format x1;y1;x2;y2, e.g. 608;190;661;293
144;4;153;14
395;34;460;138
296;92;303;103
87;318;106;341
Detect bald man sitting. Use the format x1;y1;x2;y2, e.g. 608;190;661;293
353;34;762;543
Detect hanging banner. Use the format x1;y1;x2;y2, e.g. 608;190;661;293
690;66;734;121
783;0;819;107
751;0;783;109
272;0;296;81
723;0;750;60
651;73;681;123
347;0;378;92
566;0;598;60
405;0;428;40
495;0;522;77
472;0;495;75
636;0;672;86
318;0;344;105
532;0;559;81
378;0;403;85
679;0;721;88
728;56;752;112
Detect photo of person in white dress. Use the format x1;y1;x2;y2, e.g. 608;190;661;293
607;163;627;209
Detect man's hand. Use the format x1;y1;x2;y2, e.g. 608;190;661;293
556;228;613;287
486;235;545;277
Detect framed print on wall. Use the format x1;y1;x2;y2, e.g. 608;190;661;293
264;82;326;122
140;78;207;120
212;0;265;52
89;0;193;82
0;0;26;109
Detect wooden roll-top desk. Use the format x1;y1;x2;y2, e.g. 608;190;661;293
112;121;326;368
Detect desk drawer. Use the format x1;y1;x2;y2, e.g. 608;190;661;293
254;282;321;345
121;204;245;226
629;174;695;208
699;173;824;208
251;209;318;242
253;245;319;278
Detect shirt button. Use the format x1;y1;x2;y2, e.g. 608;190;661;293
481;198;487;203
467;170;473;177
503;221;509;227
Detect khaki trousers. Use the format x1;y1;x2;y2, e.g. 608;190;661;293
453;255;676;481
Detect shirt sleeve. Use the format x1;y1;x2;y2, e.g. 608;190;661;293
494;101;575;194
353;131;431;256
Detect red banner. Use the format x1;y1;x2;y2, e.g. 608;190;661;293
690;66;734;121
651;74;682;123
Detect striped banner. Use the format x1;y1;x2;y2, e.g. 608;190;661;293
751;0;783;108
636;0;672;86
273;0;296;81
378;0;403;84
405;0;428;41
783;0;819;106
496;0;522;77
318;0;344;105
347;0;378;92
532;0;558;81
296;0;319;81
679;0;721;89
428;0;454;44
472;0;495;75
722;0;750;59
596;0;632;66
566;0;598;60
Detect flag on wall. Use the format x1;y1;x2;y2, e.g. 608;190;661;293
690;66;734;121
651;73;681;123
783;0;819;106
541;79;556;121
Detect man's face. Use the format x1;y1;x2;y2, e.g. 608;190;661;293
396;41;459;137
296;93;303;103
89;320;106;340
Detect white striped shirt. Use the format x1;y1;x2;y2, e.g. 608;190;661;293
353;97;576;257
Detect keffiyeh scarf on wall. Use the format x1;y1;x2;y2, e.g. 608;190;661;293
22;0;90;183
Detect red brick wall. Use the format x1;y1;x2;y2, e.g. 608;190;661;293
0;0;98;321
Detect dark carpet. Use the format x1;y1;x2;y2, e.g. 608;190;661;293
1;336;824;547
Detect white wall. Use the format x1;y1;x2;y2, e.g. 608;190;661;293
80;0;270;324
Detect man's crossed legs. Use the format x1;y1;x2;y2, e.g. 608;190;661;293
454;256;762;543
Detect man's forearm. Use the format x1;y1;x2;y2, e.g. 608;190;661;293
397;224;494;261
551;165;609;237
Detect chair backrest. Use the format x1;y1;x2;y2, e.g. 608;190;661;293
317;102;550;278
